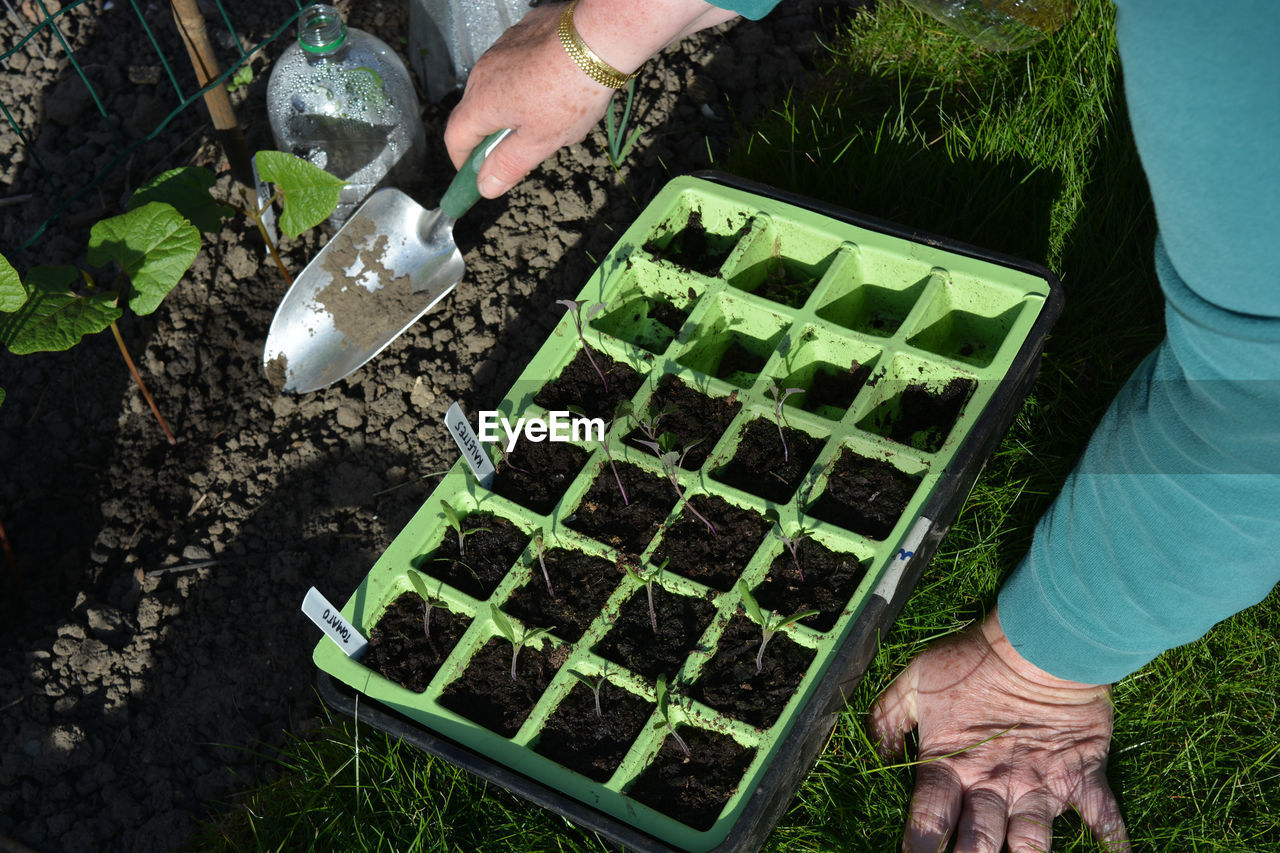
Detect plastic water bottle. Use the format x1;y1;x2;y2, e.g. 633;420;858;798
266;3;427;226
408;0;530;103
899;0;1075;51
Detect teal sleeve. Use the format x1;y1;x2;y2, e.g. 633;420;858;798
710;0;781;20
998;0;1280;684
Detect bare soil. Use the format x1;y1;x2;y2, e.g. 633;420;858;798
0;0;862;849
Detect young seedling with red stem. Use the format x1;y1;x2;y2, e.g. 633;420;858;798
737;580;818;674
556;299;609;392
652;674;691;761
490;604;554;682
406;570;437;639
629;401;677;446
624;558;668;632
767;381;804;463
532;530;555;598
573;401;631;506
772;522;813;582
635;433;718;536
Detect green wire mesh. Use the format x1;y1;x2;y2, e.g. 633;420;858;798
0;0;307;256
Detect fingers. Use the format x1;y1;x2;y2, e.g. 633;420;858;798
1073;767;1131;852
868;660;920;759
903;761;963;853
954;788;1008;853
1005;790;1057;853
472;130;548;199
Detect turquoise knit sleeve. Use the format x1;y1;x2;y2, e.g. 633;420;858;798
710;0;782;20
998;0;1280;684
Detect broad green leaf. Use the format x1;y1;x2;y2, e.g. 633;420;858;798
129;167;233;233
0;253;25;312
255;149;344;238
407;570;432;602
737;579;764;626
489;603;516;644
87;202;200;316
0;266;121;354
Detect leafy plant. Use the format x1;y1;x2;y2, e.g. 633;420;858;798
628;401;678;446
568;668;610;719
439;500;485;558
604;77;644;169
532;530;554;598
773;522;813;582
0;153;343;443
652;674;691;761
624;558;667;632
406;570;437;639
737;580;818;674
555;299;609;391
225;63;254;94
635;433;717;535
767;382;804;463
489;604;554;682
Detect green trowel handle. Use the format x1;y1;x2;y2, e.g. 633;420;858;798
439;129;513;220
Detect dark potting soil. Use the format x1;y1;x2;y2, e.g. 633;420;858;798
883;377;976;453
624;374;742;470
751;540;868;633
592;585;716;682
644;210;745;277
626;726;756;831
534;681;653;783
751;257;817;308
502;548;620;643
688;613;816;729
411;512;529;600
808;452;921;541
490;438;589;514
534;346;646;421
359;593;473;693
565;461;678;557
438;637;565;738
711;417;824;504
716;339;767;385
804;361;873;416
651;495;770;592
647;298;691;334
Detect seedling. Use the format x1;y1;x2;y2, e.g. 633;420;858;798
556;299;609;392
568;668;611;719
767;382;804;463
406;570;437;639
490;604;555;682
604;77;644;170
773;523;813;582
737;580;818;674
440;500;486;558
624;558;668;632
491;443;534;477
635;433;717;536
629;402;678;446
533;530;555;598
652;674;691;761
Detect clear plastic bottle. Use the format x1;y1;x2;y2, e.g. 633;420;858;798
408;0;530;103
267;3;427;226
899;0;1075;51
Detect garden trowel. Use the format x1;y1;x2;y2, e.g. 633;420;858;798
263;130;509;394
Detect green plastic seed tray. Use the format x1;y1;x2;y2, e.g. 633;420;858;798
313;172;1063;852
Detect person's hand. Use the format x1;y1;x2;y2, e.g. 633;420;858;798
443;0;740;199
868;606;1130;852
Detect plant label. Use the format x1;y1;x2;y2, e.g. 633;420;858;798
301;586;368;658
446;402;496;488
873;516;932;603
251;153;279;248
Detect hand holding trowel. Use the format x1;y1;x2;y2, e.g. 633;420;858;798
263;130;510;394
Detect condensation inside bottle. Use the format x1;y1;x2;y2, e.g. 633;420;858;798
267;4;426;226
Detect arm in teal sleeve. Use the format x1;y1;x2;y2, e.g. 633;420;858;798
998;0;1280;684
709;0;781;20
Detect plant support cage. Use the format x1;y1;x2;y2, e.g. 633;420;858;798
0;0;309;256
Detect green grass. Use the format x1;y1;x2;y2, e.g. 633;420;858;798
191;1;1280;849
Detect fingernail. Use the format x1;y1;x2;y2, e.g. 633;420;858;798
479;174;506;198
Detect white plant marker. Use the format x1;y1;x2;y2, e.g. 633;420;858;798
301;586;368;658
445;401;495;488
873;516;932;603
